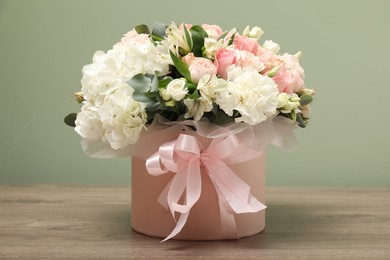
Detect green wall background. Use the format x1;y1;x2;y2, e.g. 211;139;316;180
0;0;389;186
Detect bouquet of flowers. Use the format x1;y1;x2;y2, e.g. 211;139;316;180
65;22;314;241
65;22;314;150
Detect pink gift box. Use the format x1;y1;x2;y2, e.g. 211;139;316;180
131;151;266;241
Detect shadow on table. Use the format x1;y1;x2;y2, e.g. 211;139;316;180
161;202;325;250
100;201;332;251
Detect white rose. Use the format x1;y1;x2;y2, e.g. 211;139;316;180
166;79;188;101
262;40;280;54
243;26;264;40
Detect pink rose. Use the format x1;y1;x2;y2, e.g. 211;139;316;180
215;48;237;79
233;35;259;54
186;56;217;84
272;54;305;94
202;24;223;39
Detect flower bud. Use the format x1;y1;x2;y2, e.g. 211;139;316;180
74;92;84;103
160;89;171;101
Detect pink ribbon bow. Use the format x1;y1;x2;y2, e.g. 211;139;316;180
146;133;266;241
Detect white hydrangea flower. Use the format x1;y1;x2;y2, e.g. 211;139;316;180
123;33;170;77
215;65;279;125
81;50;124;106
75;104;105;142
97;85;147;150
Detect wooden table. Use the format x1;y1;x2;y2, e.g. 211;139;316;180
0;186;389;259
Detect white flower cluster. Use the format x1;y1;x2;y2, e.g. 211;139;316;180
75;31;170;150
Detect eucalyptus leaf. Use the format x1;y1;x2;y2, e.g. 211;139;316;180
296;112;306;128
299;94;313;106
127;74;152;93
150;75;158;92
152;22;167;39
146;101;160;111
132;92;154;103
169;50;192;82
135;24;150;34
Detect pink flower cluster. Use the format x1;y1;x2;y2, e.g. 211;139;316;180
180;24;306;95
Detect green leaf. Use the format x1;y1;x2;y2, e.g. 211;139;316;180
183;24;193;50
296;112;306;128
218;31;228;41
178;47;188;56
185;82;197;93
299;94;313;106
187;90;200;100
190;25;208;57
146;101;160;111
151;35;163;42
190;25;208;38
132;92;154;103
158;77;173;88
169;50;192;82
228;32;237;45
135;24;150;34
127;74;152;93
152;22;167;39
165;100;176;107
64;113;77;127
267;65;280;78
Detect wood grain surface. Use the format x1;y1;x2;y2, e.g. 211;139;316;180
0;185;389;259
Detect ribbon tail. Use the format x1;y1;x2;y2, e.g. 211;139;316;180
216;190;238;238
161;211;190;242
205;160;266;213
163;160;202;241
